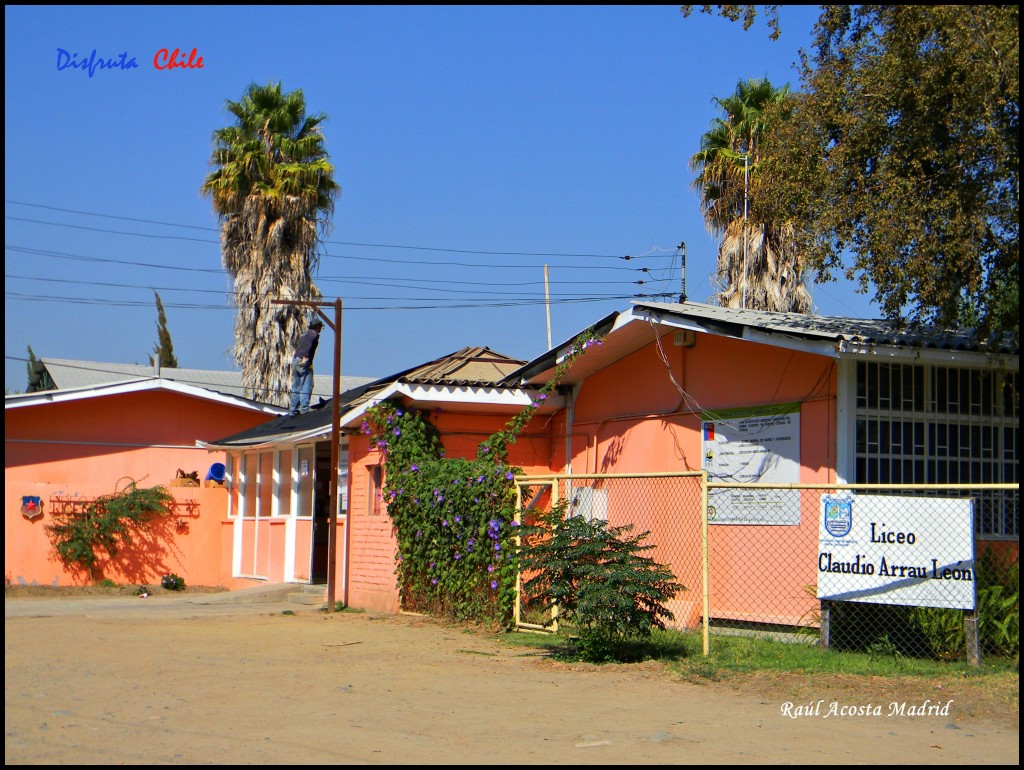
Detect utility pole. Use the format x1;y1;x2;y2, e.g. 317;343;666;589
272;298;344;612
544;265;552;350
741;152;749;310
678;242;687;303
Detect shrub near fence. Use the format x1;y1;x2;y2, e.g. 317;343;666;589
515;474;1019;664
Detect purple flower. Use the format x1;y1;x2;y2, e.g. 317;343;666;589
442;519;448;527
481;446;490;453
505;471;514;480
487;564;494;573
396;409;403;417
429;562;435;569
393;428;401;436
376;440;387;449
538;393;548;401
454;516;461;524
490;581;498;590
454;553;461;560
431;578;438;585
467;539;475;547
410;464;419;472
477;475;485;483
494;542;501;552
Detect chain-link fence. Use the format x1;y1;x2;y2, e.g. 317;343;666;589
514;474;1019;664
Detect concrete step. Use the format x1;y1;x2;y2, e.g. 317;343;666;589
287;585;327;606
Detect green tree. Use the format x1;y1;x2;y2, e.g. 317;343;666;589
684;5;1019;342
690;78;812;313
201;82;340;404
149;291;179;369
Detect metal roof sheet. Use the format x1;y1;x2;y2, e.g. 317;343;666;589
31;358;377;403
633;301;1018;355
202;347;529;448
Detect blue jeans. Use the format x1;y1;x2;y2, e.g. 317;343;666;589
289;358;313;414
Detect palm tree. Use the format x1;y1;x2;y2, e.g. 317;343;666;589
690;78;812;314
201;82;340;405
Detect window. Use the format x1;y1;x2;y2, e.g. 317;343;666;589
855;361;1018;538
368;465;383;516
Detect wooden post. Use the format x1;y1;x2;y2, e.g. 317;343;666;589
819;600;832;650
326;298;343;612
271;297;343;612
965;608;981;667
544;265;552;350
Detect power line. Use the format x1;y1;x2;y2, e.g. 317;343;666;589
6;200;678;261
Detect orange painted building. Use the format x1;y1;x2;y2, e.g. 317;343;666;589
507;302;1018;626
202;347;561;613
5;378;283;588
8;304;1017;625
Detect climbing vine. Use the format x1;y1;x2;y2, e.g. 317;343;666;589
45;478;174;584
362;329;603;627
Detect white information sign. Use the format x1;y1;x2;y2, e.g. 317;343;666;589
817;495;976;609
701;403;800;525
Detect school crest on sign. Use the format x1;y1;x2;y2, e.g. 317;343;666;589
21;496;43;520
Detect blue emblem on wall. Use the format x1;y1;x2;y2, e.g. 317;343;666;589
21;496;43;521
823;497;852;538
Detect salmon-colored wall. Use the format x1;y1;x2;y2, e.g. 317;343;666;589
5;390;274;589
566;333;837;626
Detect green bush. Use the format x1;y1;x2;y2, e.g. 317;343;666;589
518;503;685;663
909;549;1019;660
829;548;1019;661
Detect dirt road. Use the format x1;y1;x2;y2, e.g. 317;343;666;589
4;592;1019;765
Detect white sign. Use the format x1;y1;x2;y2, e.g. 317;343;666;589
817;495;976;609
701;404;800;525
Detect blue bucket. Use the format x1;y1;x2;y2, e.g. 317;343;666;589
206;462;226;483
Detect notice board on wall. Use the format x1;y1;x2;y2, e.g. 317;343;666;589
701;403;800;525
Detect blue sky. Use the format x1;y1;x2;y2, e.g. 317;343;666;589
4;5;880;394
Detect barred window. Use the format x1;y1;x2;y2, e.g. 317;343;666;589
855;361;1018;539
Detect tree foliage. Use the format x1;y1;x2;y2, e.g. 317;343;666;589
690;78;812;312
201;82;340;404
684;6;1019;343
149;290;179;369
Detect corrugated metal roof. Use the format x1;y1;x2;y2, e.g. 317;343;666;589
203;347;528;448
31;358;377;403
633;301;1019;355
507;301;1018;387
397;346;525;386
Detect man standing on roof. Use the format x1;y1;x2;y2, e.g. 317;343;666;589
288;314;323;416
